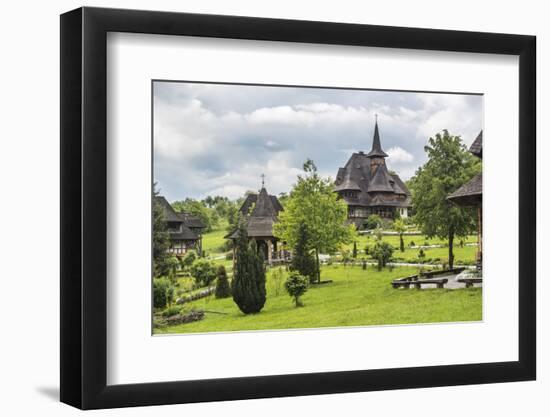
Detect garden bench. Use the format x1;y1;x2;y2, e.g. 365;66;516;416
457;278;482;288
391;275;418;289
412;278;448;289
392;281;412;289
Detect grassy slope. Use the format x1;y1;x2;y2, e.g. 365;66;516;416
155;265;482;334
201;222;229;256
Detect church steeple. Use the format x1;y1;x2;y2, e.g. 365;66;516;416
366;116;388;158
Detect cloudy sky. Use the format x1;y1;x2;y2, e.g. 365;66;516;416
154;81;482;202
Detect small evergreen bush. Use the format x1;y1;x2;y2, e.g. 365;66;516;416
215;265;231;298
371;241;394;270
418;248;426;262
284;273;309;307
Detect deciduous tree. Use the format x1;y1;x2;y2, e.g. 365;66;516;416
274;159;355;283
409;130;479;269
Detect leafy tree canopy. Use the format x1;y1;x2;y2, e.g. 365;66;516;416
408;130;480;268
274;159;356;282
172;198;215;231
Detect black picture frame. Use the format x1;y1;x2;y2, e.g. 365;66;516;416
60;6;536;410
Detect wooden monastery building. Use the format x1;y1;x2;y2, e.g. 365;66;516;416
334;119;412;227
448;130;483;268
225;181;284;265
154;196;206;256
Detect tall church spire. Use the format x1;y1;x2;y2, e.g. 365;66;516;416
366;118;388;158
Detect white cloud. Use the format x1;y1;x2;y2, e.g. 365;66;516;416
387;146;414;163
153;82;482;201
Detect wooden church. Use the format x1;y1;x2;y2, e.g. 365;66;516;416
225;178;285;264
334;119;412;227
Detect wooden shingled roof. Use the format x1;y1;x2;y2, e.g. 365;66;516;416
366;121;389;158
447;173;482;206
333;121;411;208
469;130;482;158
447;130;483;206
154;196;204;240
226;187;283;239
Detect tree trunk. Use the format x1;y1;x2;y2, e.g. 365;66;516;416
399;234;404;252
315;249;321;284
448;229;454;270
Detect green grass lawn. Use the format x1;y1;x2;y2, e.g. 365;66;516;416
155;264;482;334
201;225;229;256
343;233;479;265
200;225;479;266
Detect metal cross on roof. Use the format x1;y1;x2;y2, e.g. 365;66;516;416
261;173;266;187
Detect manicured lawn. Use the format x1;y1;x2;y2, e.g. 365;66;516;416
200;226;479;267
154;264;482;334
343;233;479;265
345;233;478;251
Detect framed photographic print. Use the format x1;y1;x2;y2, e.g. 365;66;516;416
60;6;536;410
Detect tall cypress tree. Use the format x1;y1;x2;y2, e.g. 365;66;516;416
289;222;316;284
232;222;266;314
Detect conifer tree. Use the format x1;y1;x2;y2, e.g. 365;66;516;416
215;265;231;298
232;222;266;314
289;222;317;284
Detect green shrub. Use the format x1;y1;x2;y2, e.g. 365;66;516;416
418;249;426;261
180;250;198;269
284;273;309;307
364;214;383;230
153;278;173;309
190;259;217;287
215;265;231;298
161;305;181;317
165;256;180;283
371;241;394;270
